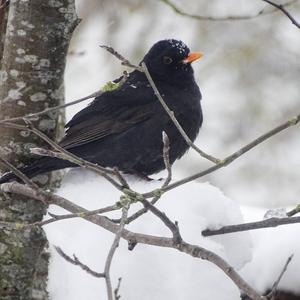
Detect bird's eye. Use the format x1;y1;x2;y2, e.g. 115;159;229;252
163;56;173;64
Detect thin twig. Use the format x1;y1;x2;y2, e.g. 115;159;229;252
162;131;172;187
54;246;105;278
39;204;120;227
262;0;300;29
0;90;101;124
267;254;294;299
30;146;112;175
113;167;130;189
287;204;300;217
141;199;182;244
160;0;298;22
104;206;129;300
120;193;161;224
141;62;220;164
100;45;142;70
0;85;32;104
114;278;122;300
0;156;39;190
202;216;300;236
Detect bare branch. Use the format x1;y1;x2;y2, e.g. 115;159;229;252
113;167;130;189
40;204;120;227
114;278;122;300
162;131;172;187
262;0;300;29
0;90;101;124
141;199;182;244
202;216;300;237
267;254;294;299
100;45;142;70
54;246;105;278
159;0;298;22
104;206;129;300
287;204;300;217
0;156;39;190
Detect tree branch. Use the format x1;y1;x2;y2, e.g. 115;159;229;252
39;204;120;228
267;254;294;299
114;278;122;300
100;45;142;70
0;156;39;190
141;199;182;244
202;216;300;237
162;131;172;187
0;90;100;124
54;246;105;278
104;206;128;300
287;204;300;217
262;0;300;29
159;0;298;22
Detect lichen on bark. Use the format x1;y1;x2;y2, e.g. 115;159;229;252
0;1;79;299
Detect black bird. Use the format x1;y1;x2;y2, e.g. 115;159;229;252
0;39;203;183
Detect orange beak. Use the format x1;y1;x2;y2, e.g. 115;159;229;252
182;51;203;64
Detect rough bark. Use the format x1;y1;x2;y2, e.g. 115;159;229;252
0;0;8;62
0;1;79;299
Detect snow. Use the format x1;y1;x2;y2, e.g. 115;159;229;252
45;170;252;300
241;206;300;295
167;39;188;54
263;207;287;219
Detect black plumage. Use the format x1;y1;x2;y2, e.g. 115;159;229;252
0;39;203;183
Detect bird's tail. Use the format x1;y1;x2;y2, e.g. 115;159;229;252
0;157;75;184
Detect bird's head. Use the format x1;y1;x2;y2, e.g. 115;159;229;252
141;39;203;84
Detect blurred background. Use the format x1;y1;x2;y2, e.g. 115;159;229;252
64;0;300;209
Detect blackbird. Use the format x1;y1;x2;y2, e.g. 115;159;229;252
0;39;203;183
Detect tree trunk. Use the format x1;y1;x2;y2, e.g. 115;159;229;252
0;1;79;299
0;1;8;62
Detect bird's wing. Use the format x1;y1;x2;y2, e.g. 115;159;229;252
60;77;157;149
